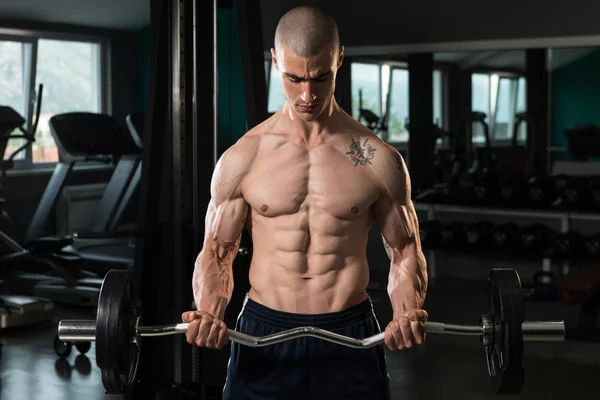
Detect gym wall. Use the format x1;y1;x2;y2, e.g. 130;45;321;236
260;0;600;50
217;4;248;151
552;49;600;150
136;25;153;113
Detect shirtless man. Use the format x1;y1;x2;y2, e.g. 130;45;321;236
182;6;428;400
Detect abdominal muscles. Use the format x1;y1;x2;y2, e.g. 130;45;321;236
247;180;377;314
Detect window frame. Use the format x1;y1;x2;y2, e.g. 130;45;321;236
0;27;109;171
380;61;448;146
470;68;527;146
350;60;384;119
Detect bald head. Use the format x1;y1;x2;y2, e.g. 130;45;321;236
274;6;340;58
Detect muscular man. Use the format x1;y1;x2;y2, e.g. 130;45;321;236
182;6;428;400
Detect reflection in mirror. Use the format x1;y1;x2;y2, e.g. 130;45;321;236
349;61;444;144
548;46;600;167
435;50;528;147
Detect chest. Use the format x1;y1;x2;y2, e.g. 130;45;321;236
242;144;380;218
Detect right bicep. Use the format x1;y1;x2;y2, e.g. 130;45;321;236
202;141;253;256
204;195;248;248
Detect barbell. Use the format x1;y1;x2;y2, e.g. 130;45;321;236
57;268;565;395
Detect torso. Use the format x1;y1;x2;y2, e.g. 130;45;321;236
239;113;383;314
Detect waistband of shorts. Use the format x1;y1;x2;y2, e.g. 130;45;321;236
240;295;376;331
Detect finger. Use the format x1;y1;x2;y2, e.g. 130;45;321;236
391;320;405;350
185;320;201;344
399;317;414;348
412;320;425;344
384;324;397;351
407;309;428;322
182;311;194;322
206;320;221;348
216;321;229;349
195;317;213;347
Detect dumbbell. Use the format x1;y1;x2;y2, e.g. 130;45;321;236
587;176;600;210
464;221;494;251
499;174;528;208
419;220;443;249
526;175;549;208
519;224;555;256
439;222;466;250
584;233;600;260
552;231;584;260
532;271;557;302
492;223;521;252
551;175;586;210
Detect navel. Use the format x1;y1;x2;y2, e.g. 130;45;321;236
351;207;359;214
260;204;269;212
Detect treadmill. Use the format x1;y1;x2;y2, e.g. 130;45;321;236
0;86;57;325
24;112;143;272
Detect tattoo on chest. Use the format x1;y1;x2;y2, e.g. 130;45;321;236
346;138;377;166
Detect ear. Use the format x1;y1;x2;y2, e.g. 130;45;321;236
337;45;345;68
271;48;279;70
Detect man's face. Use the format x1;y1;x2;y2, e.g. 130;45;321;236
271;44;344;121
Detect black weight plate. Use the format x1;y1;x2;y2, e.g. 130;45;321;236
485;268;525;394
96;269;141;394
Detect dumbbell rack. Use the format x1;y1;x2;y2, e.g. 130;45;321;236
414;202;600;279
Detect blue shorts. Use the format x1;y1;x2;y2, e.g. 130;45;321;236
222;295;391;400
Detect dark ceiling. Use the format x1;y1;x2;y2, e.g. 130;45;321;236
0;0;598;70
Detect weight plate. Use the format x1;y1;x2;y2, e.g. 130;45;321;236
96;269;141;394
485;268;525;394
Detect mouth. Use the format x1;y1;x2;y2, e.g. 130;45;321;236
298;104;317;113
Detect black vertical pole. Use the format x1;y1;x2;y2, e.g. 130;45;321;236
193;0;225;398
335;55;352;115
129;0;175;396
526;49;549;176
237;0;268;128
446;65;472;152
407;53;435;194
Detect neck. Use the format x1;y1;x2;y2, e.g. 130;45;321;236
281;99;344;142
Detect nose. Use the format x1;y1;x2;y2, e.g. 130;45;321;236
300;83;317;104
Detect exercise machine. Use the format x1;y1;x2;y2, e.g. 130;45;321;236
24;111;143;271
0;85;57;326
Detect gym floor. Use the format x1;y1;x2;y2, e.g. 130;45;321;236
2;278;600;400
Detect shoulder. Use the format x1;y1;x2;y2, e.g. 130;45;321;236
216;135;259;176
338;118;406;175
337;119;409;199
212;132;261;198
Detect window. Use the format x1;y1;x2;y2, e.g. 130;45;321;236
1;39;34;162
267;62;285;113
352;64;444;143
471;72;527;144
387;68;409;142
471;73;491;143
0;32;105;168
351;63;382;120
433;69;443;127
515;77;527;142
34;39;101;163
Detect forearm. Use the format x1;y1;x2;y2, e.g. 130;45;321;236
387;244;428;319
192;247;235;320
